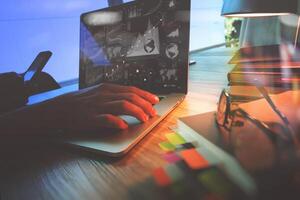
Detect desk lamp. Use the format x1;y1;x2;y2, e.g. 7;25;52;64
221;0;298;17
220;0;298;140
221;0;300;46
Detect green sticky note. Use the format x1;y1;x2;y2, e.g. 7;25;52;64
165;133;186;146
198;168;233;198
159;142;176;152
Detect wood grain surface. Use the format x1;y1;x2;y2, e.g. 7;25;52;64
0;47;234;200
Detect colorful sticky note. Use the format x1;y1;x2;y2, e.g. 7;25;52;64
180;149;209;170
153;167;172;187
159;141;176;152
165;133;186;146
198;168;233;198
163;152;182;163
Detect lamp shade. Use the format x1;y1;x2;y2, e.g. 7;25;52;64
222;0;298;17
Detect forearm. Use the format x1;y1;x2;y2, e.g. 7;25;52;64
0;83;160;136
0;99;64;136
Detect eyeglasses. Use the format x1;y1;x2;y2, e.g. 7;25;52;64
225;108;294;172
215;89;234;130
256;86;297;143
216;89;297;145
215;89;298;169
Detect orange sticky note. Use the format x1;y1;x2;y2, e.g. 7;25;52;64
180;149;209;170
153;167;172;187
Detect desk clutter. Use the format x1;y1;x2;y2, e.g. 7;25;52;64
128;132;248;200
175;91;300;199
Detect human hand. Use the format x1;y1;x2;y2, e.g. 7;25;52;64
51;83;159;132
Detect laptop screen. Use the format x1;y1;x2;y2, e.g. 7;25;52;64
79;0;190;93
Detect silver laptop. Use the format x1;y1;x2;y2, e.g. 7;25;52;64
36;0;190;156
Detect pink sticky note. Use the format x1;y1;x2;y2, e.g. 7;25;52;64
163;152;181;163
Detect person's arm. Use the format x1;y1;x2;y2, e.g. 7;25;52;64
0;83;159;136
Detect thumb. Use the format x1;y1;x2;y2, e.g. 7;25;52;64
96;114;128;130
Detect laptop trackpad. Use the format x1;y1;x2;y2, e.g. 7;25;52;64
120;115;141;126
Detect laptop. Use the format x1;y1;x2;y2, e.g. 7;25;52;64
58;0;190;156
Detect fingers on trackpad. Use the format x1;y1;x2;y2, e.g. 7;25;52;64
120;115;141;126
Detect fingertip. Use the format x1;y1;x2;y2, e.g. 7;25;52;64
148;94;159;105
113;117;128;130
151;108;157;117
99;114;129;130
154;95;160;103
140;114;149;122
118;121;129;130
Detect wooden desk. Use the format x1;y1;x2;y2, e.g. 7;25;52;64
0;47;234;200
